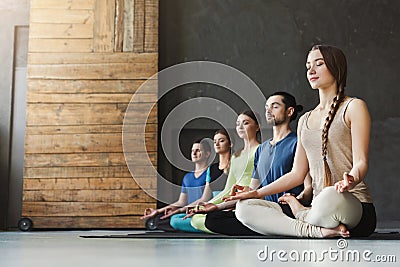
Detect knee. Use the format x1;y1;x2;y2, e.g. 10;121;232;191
190;214;203;229
169;214;184;229
313;186;362;227
320;186;338;198
235;200;253;225
204;214;216;230
315;187;348;210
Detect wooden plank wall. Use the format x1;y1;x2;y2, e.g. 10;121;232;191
23;0;158;228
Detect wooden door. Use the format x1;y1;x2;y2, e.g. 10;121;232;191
22;0;158;229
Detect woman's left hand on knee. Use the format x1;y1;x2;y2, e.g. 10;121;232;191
334;172;355;193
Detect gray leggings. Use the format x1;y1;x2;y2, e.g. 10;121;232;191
235;187;363;238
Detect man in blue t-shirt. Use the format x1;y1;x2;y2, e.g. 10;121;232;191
202;92;312;235
252;131;303;203
140;138;212;231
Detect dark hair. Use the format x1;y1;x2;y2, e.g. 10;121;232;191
214;129;232;173
240;110;261;126
311;45;347;91
214;129;232;146
269;91;303;121
192;138;211;153
234;110;261;157
310;44;347;187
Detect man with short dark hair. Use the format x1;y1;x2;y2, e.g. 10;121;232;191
194;92;312;235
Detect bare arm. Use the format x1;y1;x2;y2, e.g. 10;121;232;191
225;115;309;201
336;99;371;192
163;181;214;218
141;192;188;220
216;178;262;210
185;178;262;218
160;192;188;213
195;182;213;204
157;192;190;219
296;172;313;204
179;182;213;212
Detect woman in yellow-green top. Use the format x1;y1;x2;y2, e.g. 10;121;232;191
189;110;261;233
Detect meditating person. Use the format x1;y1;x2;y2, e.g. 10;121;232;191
140;138;213;231
167;129;232;232
207;129;232;194
226;45;376;238
189;110;261;233
204;92;311;235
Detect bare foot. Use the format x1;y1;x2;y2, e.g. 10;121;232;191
321;224;350;238
278;194;305;217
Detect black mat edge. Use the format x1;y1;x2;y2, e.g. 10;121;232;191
80;231;400;240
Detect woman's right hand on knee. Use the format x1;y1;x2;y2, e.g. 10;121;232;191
223;189;258;202
229;184;250;196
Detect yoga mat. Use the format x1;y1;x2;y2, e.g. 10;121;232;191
80;231;400;240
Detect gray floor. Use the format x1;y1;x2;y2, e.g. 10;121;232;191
0;230;399;267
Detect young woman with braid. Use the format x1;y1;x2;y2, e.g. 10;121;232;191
225;45;376;238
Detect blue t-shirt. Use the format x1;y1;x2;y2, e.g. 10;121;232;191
252;132;304;202
181;170;207;204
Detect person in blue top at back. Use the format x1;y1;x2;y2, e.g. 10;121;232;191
190;92;312;235
162;130;232;233
140;138;213;231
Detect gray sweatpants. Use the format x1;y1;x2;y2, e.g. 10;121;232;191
235;187;363;238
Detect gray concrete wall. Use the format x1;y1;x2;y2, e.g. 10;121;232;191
0;0;29;229
159;0;400;228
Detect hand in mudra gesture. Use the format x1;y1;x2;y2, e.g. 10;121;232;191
140;208;158;220
222;184;256;202
183;203;218;219
334;172;356;193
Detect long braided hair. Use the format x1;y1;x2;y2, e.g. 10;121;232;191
310;45;348;187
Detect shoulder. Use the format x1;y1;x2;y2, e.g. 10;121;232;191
183;172;195;180
210;162;219;169
277;132;297;151
278;132;297;145
299;111;311;121
255;141;269;156
296;112;310;134
287;131;297;140
343;97;370;127
346;97;369;111
286;132;298;147
209;163;219;172
345;97;370;119
251;144;260;157
259;140;271;150
297;112;310;128
232;151;240;159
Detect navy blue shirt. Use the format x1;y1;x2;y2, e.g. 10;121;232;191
252;132;304;202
